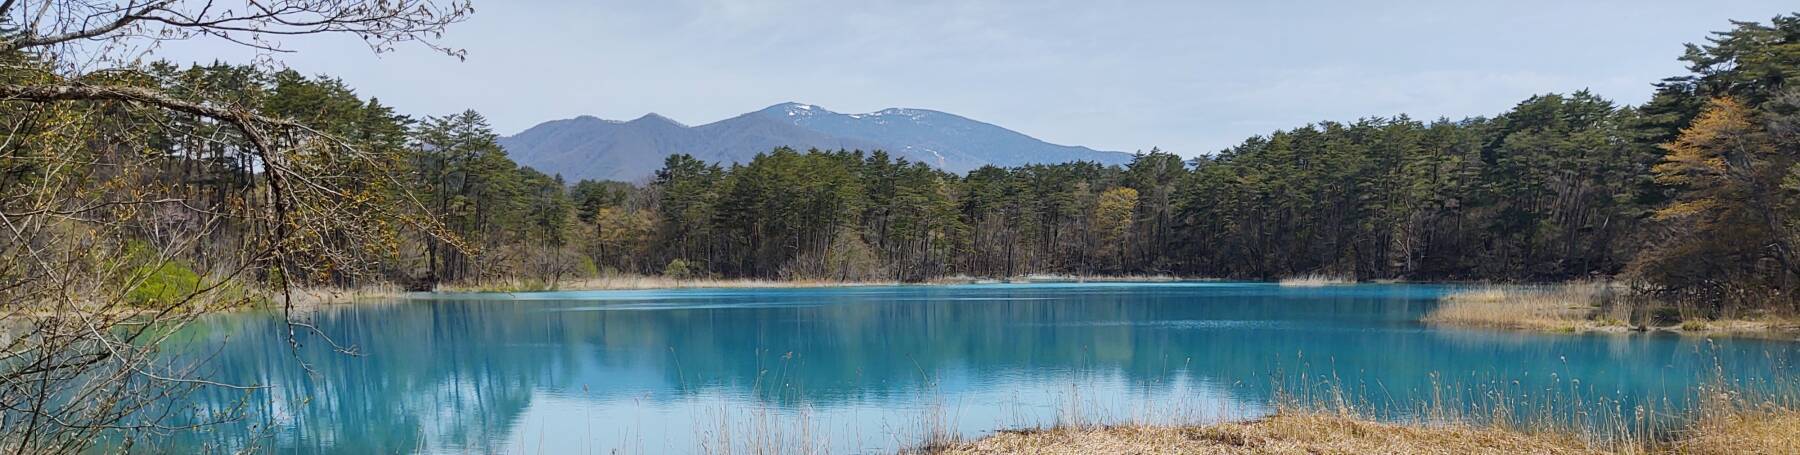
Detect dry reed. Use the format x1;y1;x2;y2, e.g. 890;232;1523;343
1276;274;1355;287
935;412;1606;454
1423;282;1623;332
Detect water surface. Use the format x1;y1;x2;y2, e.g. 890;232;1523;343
148;282;1799;453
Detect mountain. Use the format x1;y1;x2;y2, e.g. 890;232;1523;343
498;103;1135;182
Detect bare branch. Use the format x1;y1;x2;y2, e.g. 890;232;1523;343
1;0;473;58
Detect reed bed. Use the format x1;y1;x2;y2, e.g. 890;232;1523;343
281;283;407;307
1005;274;1186;283
1423;282;1625;332
1676;410;1800;454
935;411;1605;454
419;273;1199;293
1275;274;1355;287
940;411;1795;454
1423;282;1800;338
931;380;1800;455
438;275;902;293
928;337;1800;455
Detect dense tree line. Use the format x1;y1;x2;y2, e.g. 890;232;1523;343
3;4;1794;451
25;15;1800;314
484;15;1795;314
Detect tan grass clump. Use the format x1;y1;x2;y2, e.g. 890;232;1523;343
439;275;902;293
1276;274;1355;287
1674;408;1800;454
1671;387;1800;455
284;283;406;307
931;412;1602;454
1423;282;1616;332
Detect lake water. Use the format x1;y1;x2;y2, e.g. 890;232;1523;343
144;282;1799;453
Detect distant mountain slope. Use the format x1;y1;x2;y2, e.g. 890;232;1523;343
754;103;1133;172
498;102;1134;182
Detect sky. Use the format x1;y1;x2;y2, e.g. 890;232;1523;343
153;0;1796;157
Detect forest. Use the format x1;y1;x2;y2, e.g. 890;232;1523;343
0;1;1797;451
337;15;1800;315
7;13;1800;313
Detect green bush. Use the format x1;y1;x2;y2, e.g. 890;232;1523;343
116;240;270;308
122;247;203;307
663;258;698;279
576;257;601;278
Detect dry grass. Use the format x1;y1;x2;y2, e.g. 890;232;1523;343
932;406;1800;455
1662;386;1800;455
281;283;406;307
1675;407;1800;454
1007;274;1187;283
1423;282;1800;338
1423;282;1621;332
932;412;1604;454
437;275;903;293
433;274;1204;293
1669;317;1800;339
931;334;1800;455
1276;274;1355;287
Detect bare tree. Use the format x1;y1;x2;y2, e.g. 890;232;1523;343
0;1;469;451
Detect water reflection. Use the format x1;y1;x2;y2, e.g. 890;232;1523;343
132;283;1799;453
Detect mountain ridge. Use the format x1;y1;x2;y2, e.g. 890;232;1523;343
498;102;1135;182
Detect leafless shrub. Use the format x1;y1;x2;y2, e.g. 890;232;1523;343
0;1;469;451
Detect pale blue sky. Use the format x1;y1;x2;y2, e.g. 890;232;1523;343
155;0;1794;157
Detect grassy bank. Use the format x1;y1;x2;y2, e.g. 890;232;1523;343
1276;274;1356;287
434;275;904;293
933;412;1602;454
1422;282;1628;333
268;274;1199;309
930;408;1800;454
421;274;1195;293
279;283;409;307
931;379;1800;455
1422;282;1800;338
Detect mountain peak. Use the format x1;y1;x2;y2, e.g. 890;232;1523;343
501;103;1133;182
760;102;834;118
571;114;622;124
628;112;686;127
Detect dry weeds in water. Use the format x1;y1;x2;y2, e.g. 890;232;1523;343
1275;274;1355;287
1423;282;1624;332
1424;282;1800;337
438;274;1200;293
935;412;1606;455
282;283;407;307
932;384;1800;455
439;275;902;293
933;337;1800;454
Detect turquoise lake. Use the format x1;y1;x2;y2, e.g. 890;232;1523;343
146;282;1800;453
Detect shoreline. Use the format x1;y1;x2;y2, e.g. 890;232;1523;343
280;280;1800;340
1425;313;1800;339
276;274;1204;306
929;408;1799;454
1420;283;1800;340
929;412;1599;454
